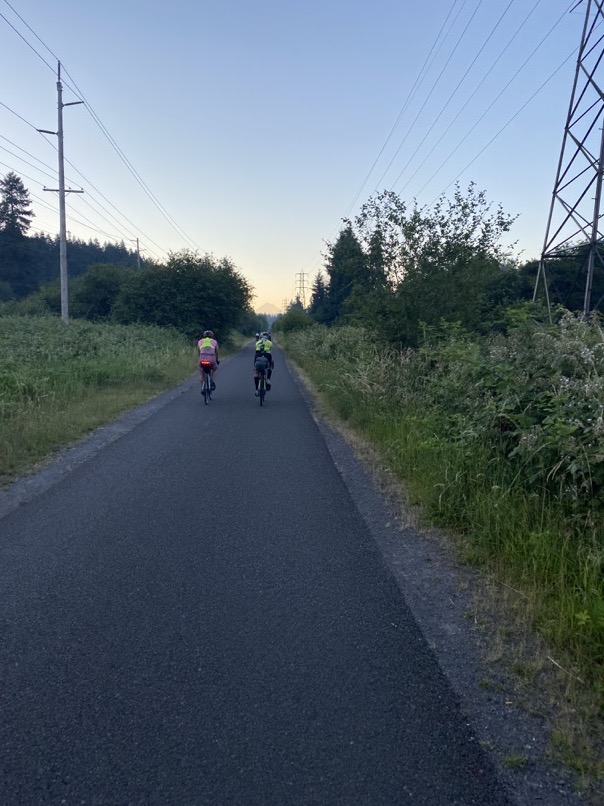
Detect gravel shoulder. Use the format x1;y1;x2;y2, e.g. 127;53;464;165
287;358;591;806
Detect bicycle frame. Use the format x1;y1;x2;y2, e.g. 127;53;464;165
257;369;267;406
200;362;213;405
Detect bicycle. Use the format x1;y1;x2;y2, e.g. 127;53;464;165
257;367;268;406
199;360;213;405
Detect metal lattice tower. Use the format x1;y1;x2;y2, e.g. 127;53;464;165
295;272;309;308
534;0;604;316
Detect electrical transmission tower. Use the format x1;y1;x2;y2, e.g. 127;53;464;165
295;272;309;308
534;0;604;316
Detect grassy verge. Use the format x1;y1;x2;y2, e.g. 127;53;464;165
282;325;604;794
0;316;198;483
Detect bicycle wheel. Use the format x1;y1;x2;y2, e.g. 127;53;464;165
203;372;211;405
259;373;266;406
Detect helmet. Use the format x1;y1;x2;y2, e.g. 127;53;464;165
261;332;269;339
203;330;214;337
255;332;260;339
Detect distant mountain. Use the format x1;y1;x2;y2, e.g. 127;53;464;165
256;302;281;315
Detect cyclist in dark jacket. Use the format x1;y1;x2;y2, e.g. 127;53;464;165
253;332;274;396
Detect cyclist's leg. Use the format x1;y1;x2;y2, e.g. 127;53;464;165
254;367;260;396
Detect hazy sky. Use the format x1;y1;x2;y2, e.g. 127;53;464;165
0;1;588;311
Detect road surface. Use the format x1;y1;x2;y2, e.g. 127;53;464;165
0;343;510;805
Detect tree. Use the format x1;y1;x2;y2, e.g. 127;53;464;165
239;309;268;337
323;224;367;323
0;172;34;236
308;271;329;322
523;243;604;313
112;250;253;340
72;264;133;320
349;183;520;344
0;172;36;297
274;306;314;333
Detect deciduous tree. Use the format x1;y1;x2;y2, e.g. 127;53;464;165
112;250;252;340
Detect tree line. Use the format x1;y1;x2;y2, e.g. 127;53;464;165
276;182;604;343
0;172;148;301
0;171;264;339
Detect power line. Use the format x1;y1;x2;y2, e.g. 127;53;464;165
341;0;465;219
398;0;545;194
0;8;55;73
420;4;579;201
299;0;486;275
431;51;577;203
390;0;517;191
0;2;203;253
0;144;58;183
0;155;157;250
63;64;203;252
0;99;166;258
374;0;487;191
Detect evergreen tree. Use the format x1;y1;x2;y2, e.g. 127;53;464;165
0;173;36;297
308;271;328;321
0;172;34;235
324;224;367;323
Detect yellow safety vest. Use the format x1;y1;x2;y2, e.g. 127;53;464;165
256;339;272;353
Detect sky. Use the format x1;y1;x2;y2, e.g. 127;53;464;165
0;0;592;312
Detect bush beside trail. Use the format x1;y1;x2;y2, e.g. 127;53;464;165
283;316;604;764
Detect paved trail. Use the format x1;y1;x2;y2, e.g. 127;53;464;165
0;344;510;805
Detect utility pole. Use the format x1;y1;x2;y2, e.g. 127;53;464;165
534;0;604;317
295;272;309;308
131;237;141;268
39;61;83;324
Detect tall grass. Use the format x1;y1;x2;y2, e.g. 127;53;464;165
284;321;604;690
0;316;194;479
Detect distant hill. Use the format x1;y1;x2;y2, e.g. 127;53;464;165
256;303;280;315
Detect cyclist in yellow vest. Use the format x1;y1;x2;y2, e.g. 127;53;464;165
254;332;274;396
197;330;220;391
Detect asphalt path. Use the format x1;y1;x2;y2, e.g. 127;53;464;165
0;343;511;805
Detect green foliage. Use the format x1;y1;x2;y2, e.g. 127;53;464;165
0;279;64;316
0;172;145;300
239;309;268;336
0;280;15;302
0;315;189;423
525;246;604;314
323;224;369;323
274;306;314;333
412;311;604;516
71;264;132;320
112;250;252;340
283;320;604;680
0;315;193;479
308;270;330;322
354;182;517;286
0;172;34;236
321;183;523;345
0;228;39;298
